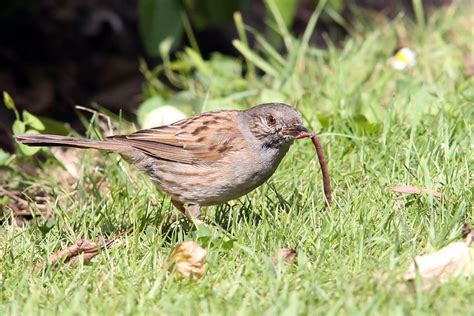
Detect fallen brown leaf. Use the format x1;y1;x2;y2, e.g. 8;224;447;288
402;224;474;291
50;147;84;181
272;248;297;266
463;223;474;244
165;240;207;280
0;187;53;225
464;52;473;77
48;107;121;184
49;147;112;196
392;185;442;198
34;228;132;269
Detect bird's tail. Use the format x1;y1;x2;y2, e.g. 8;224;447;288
15;134;130;152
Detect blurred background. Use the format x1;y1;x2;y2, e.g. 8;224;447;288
0;0;457;151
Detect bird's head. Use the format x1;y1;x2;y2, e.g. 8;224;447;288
244;103;313;148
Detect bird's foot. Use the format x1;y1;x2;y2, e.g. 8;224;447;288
171;200;203;226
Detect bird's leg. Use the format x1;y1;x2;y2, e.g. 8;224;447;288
171;199;186;214
187;204;202;224
171;200;202;224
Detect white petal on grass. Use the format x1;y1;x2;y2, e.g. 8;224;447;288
389;47;416;70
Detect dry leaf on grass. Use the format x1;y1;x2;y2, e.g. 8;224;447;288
463;223;474;244
50;147;111;196
272;248;297;266
464;52;473;77
34;228;132;269
0;187;53;226
165;240;207;280
392;185;442;198
401;224;474;291
50;106;120;183
50;147;84;181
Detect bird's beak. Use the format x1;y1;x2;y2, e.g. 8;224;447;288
282;125;315;139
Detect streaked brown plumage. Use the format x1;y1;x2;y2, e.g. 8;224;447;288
15;103;316;222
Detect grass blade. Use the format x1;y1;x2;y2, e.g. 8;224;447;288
181;11;201;56
246;25;286;68
296;0;327;71
232;40;280;77
412;0;426;27
264;0;294;51
234;12;256;79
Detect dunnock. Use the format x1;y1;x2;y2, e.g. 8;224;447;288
15;103;330;222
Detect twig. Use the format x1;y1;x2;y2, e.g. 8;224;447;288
33;227;133;269
0;187;22;200
75;105;114;136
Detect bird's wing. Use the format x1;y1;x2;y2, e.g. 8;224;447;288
109;111;241;165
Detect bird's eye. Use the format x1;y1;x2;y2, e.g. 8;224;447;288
267;115;276;125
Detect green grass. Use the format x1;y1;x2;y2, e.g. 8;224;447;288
1;5;473;315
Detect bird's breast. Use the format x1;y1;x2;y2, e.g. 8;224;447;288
195;143;291;205
138;143;291;206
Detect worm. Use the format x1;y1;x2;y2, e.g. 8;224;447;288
310;134;332;206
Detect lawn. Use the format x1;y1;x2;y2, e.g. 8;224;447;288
1;4;473;315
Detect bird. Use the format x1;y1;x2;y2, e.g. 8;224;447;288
15;103;318;223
